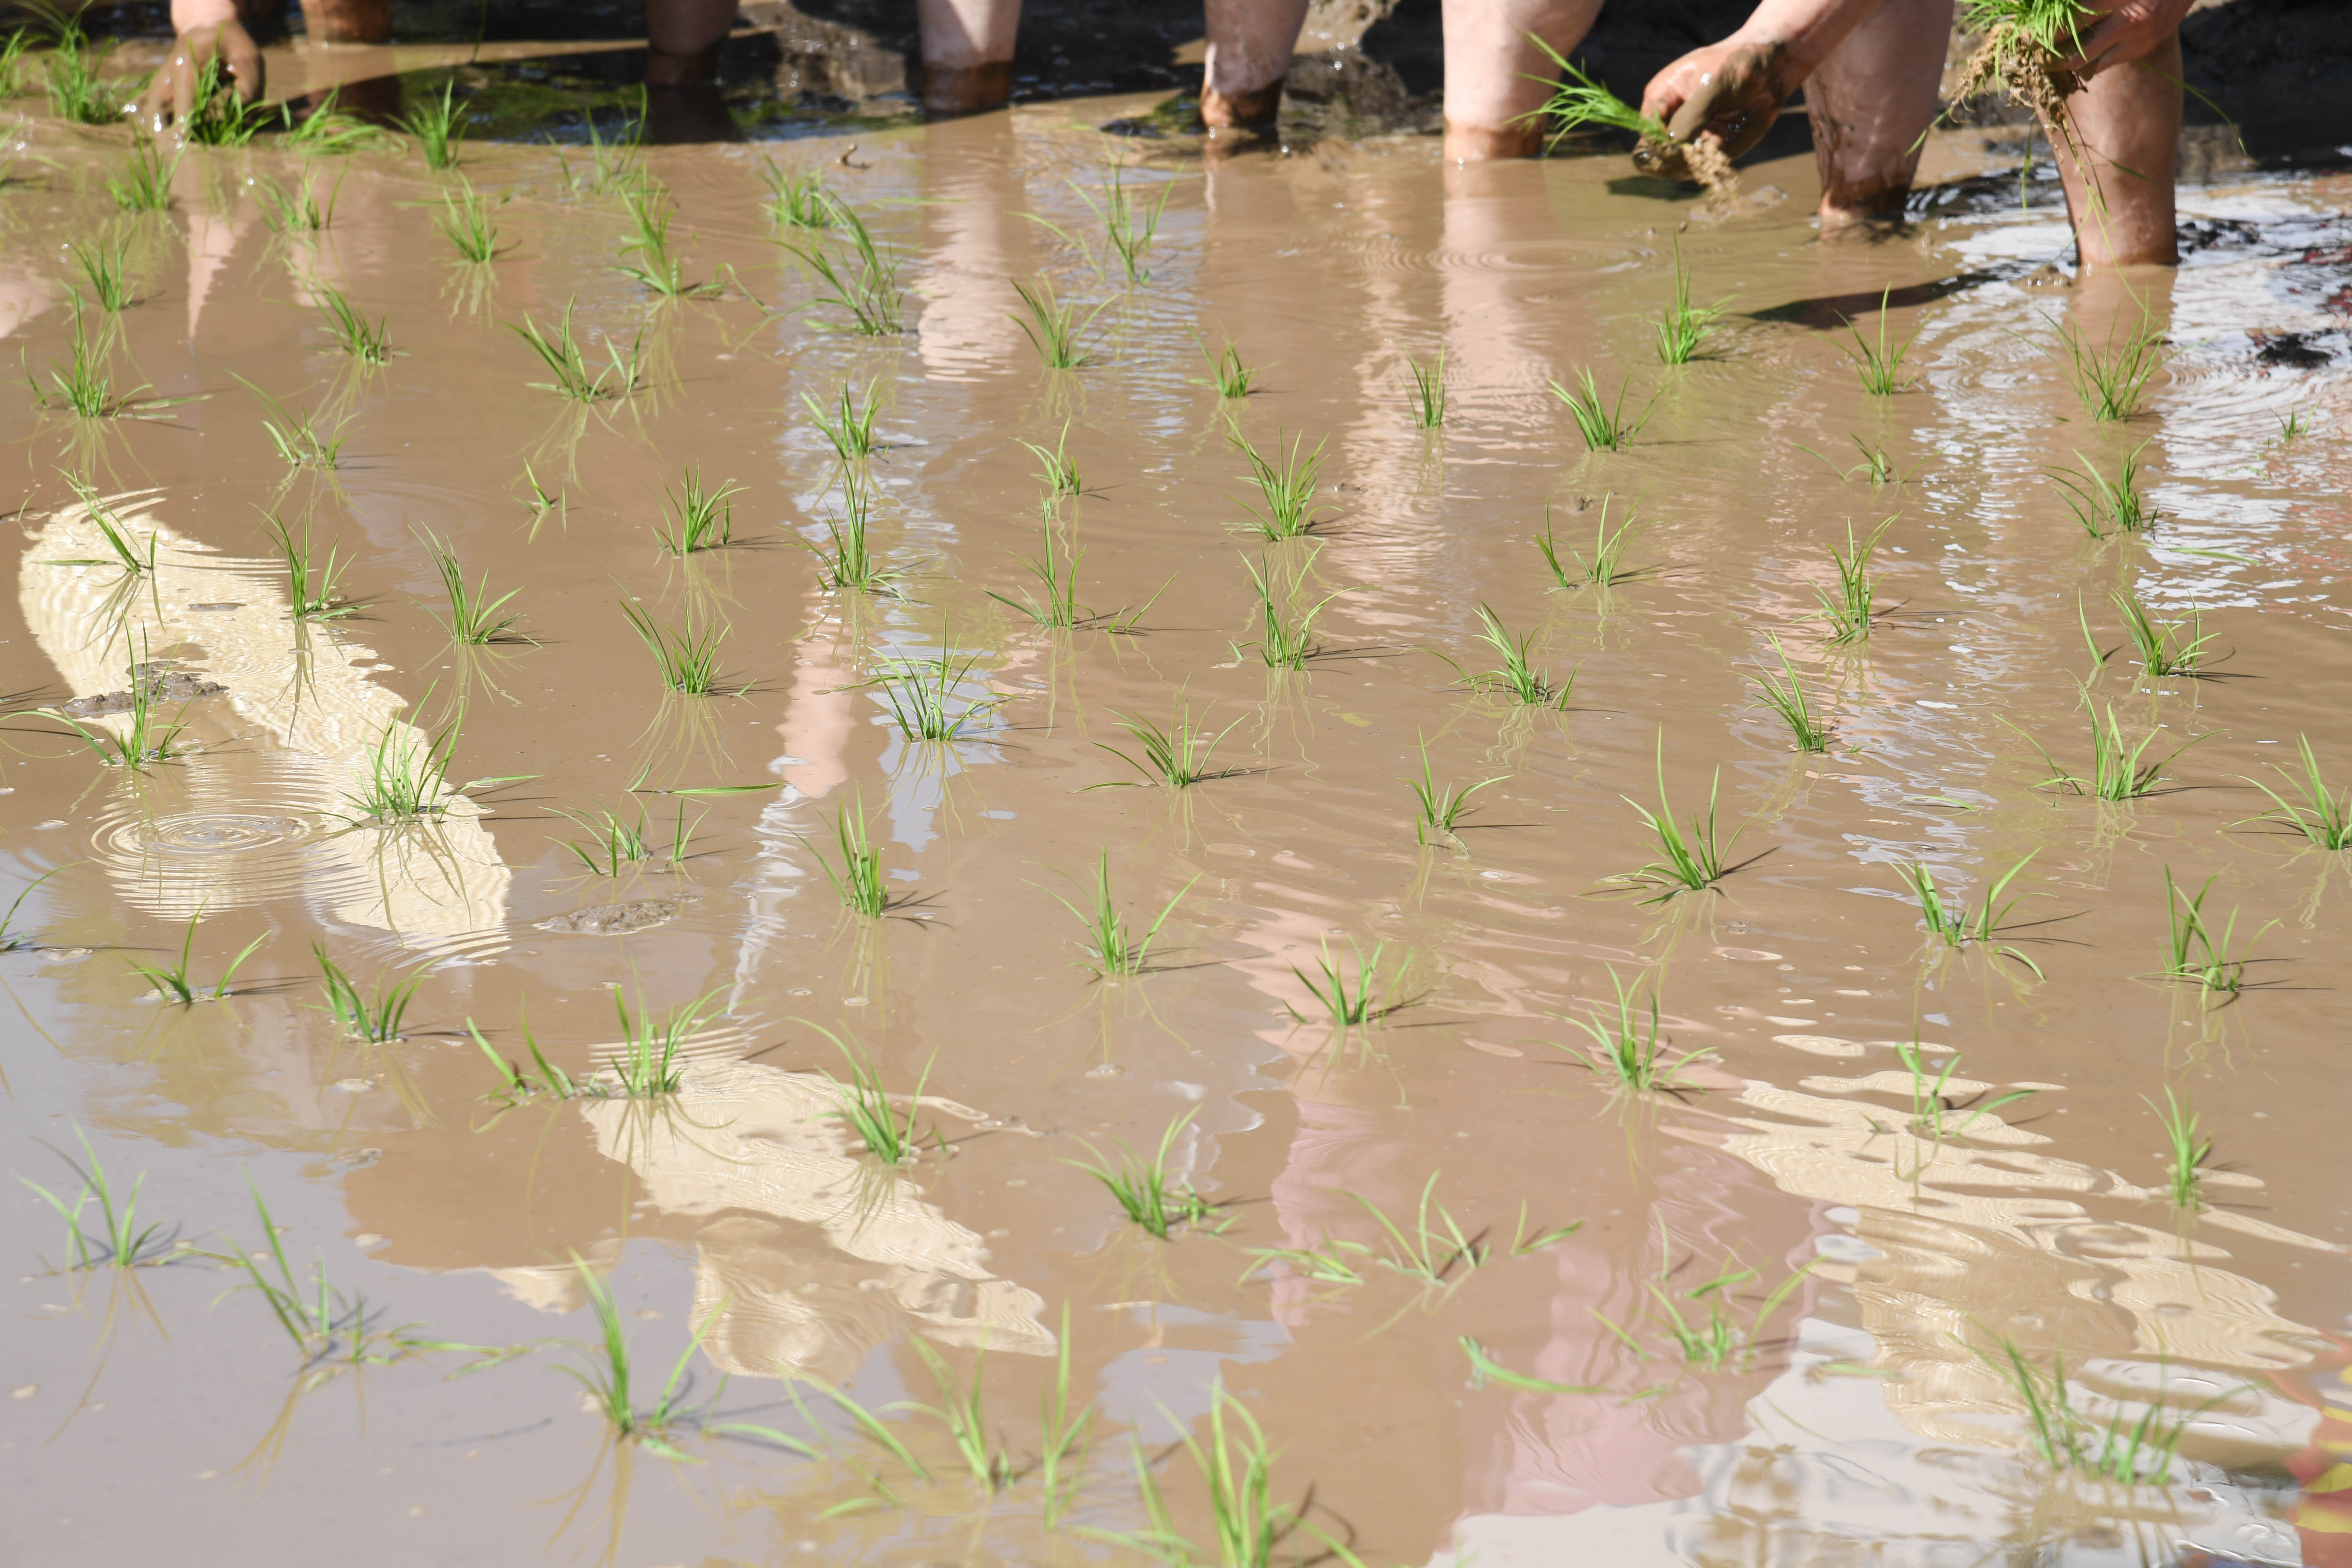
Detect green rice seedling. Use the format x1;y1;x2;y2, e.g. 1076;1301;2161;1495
1407;736;1505;847
1521;45;1669;148
1009;275;1101;370
395;76;466;168
1458;1337;1612;1396
1892;1040;2035;1141
1405;349;1445;427
1286;939;1419;1026
654;467;742;554
313;944;425;1042
761;160;837;228
1467;604;1574;709
1842;287;1920;395
69;235;134;313
617;179;694;297
1609;735;1745;903
865;646;1004;741
128;911;266;1004
0;27;30;97
314;283;392;364
523;462;563;517
563;95;647;195
621;601;740;697
1844;435;1899;487
470;1010;585;1104
819;1032;931;1164
2048;442;2154;536
609;988;718;1097
1550;368;1657;452
282;87;398;155
2112;591;2219;678
988;522;1083;629
2146;1088;2209;1210
1094;702;1244;789
342;721;455;823
549;798;684;877
42;481;157;574
1019;422;1083;500
557;1258;712;1457
1066;1109;1218;1239
1074;162;1173;284
41;22;131;125
2014;705;2202;801
1652;235;1726;365
803;380;879;460
508;298;643;402
1750;635;1831;752
904;1340;1015;1489
109;140;178;213
32;294;125;419
806;466;894;592
420;530;525;644
1228;428;1331;539
797;793;888;917
1200;338;1257;399
234;374;349;468
254;169;345;234
1233;547;1349;670
2155;869;2268;995
22;1126;176;1270
0;865;68;952
1597;1237;1816;1375
180;56;275;145
435;177;501;264
2240;734;2352;850
1811;517;1895;645
1970;1334;2210;1484
30;669;189;771
1563;969;1704;1093
1534;495;1651;588
1126;1386;1322;1568
260;514;354;620
1039;1306;1092;1526
1040;853;1193;978
2278;406;2308;444
783;201;904;335
2050;305;2169;422
1895;852;2045;976
1345;1173;1488;1285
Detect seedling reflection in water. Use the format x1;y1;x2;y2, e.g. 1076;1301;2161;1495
1408;736;1506;847
2240;734;2352;850
1067;1109;1220;1239
22;1127;178;1270
1971;1334;2215;1484
1042;852;1193;978
1535;495;1650;588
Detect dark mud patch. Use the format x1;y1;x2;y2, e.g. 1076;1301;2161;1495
535;896;699;935
52;661;226;718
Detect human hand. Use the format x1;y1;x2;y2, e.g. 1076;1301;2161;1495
137;15;263;135
1635;37;1792;181
2060;0;2195;74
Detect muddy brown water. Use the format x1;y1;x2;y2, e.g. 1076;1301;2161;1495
3;52;2352;1568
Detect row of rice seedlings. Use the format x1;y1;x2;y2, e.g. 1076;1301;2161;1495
1466;605;1574;708
1596;1229;1816;1374
128;911;265;1004
1405;350;1445;427
41;18;133;125
1652;235;1725;365
1233;547;1348;669
866;646;1004;740
806;466;894;591
1010;275;1102;370
0;865;66;951
2113;591;2219;678
1407;737;1505;847
761;159;838;229
69;234;135;312
1609;736;1746;902
109;140;178;212
394;77;467;169
1020;422;1083;500
2244;734;2352;849
621;601;741;695
1247;1173;1488;1290
1067;1110;1220;1239
784;201;905;335
258;513;355;618
255;169;345;234
314;944;424;1042
618;177;697;297
2051;307;2169;421
2147;1087;2210;1209
551;797;689;877
1843;287;1920;394
656;467;743;554
1230;429;1329;538
1897;854;2047;975
436;177;502;263
1535;496;1652;588
509;297;644;401
1970;1333;2209;1484
2050;442;2154;535
1200;337;1256;399
1750;635;1832;751
558;1258;713;1457
1287;939;1419;1026
2014;706;2201;800
1040;853;1192;977
819;1032;931;1163
1892;1040;2035;1142
798;793;889;916
2156;870;2268;995
422;530;527;643
1564;969;1704;1093
1094;702;1244;788
1812;517;1895;645
236;373;349;467
804;379;879;460
1551;368;1656;450
22;1126;178;1269
314;282;392;364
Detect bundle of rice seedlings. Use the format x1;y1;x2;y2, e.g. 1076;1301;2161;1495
1521;43;1738;194
1952;0;2095;165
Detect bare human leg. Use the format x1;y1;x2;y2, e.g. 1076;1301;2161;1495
1803;0;1952;226
1202;0;1311;131
2050;33;2182;267
1439;0;1606;162
918;0;1021;115
645;0;738;86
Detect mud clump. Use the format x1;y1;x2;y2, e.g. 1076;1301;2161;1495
536;897;697;935
54;661;226;718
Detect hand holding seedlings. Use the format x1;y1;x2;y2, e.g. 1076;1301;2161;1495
139;3;264;136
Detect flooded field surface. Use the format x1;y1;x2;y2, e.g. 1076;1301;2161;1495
4;34;2352;1568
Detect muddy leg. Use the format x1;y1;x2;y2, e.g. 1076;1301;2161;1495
2051;33;2182;267
645;0;737;86
918;0;1021;115
1803;0;1950;226
1440;0;1606;161
1202;0;1310;131
298;0;391;44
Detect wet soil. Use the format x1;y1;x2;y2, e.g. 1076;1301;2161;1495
3;36;2352;1568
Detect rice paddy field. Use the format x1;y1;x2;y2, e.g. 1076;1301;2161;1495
3;24;2351;1568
